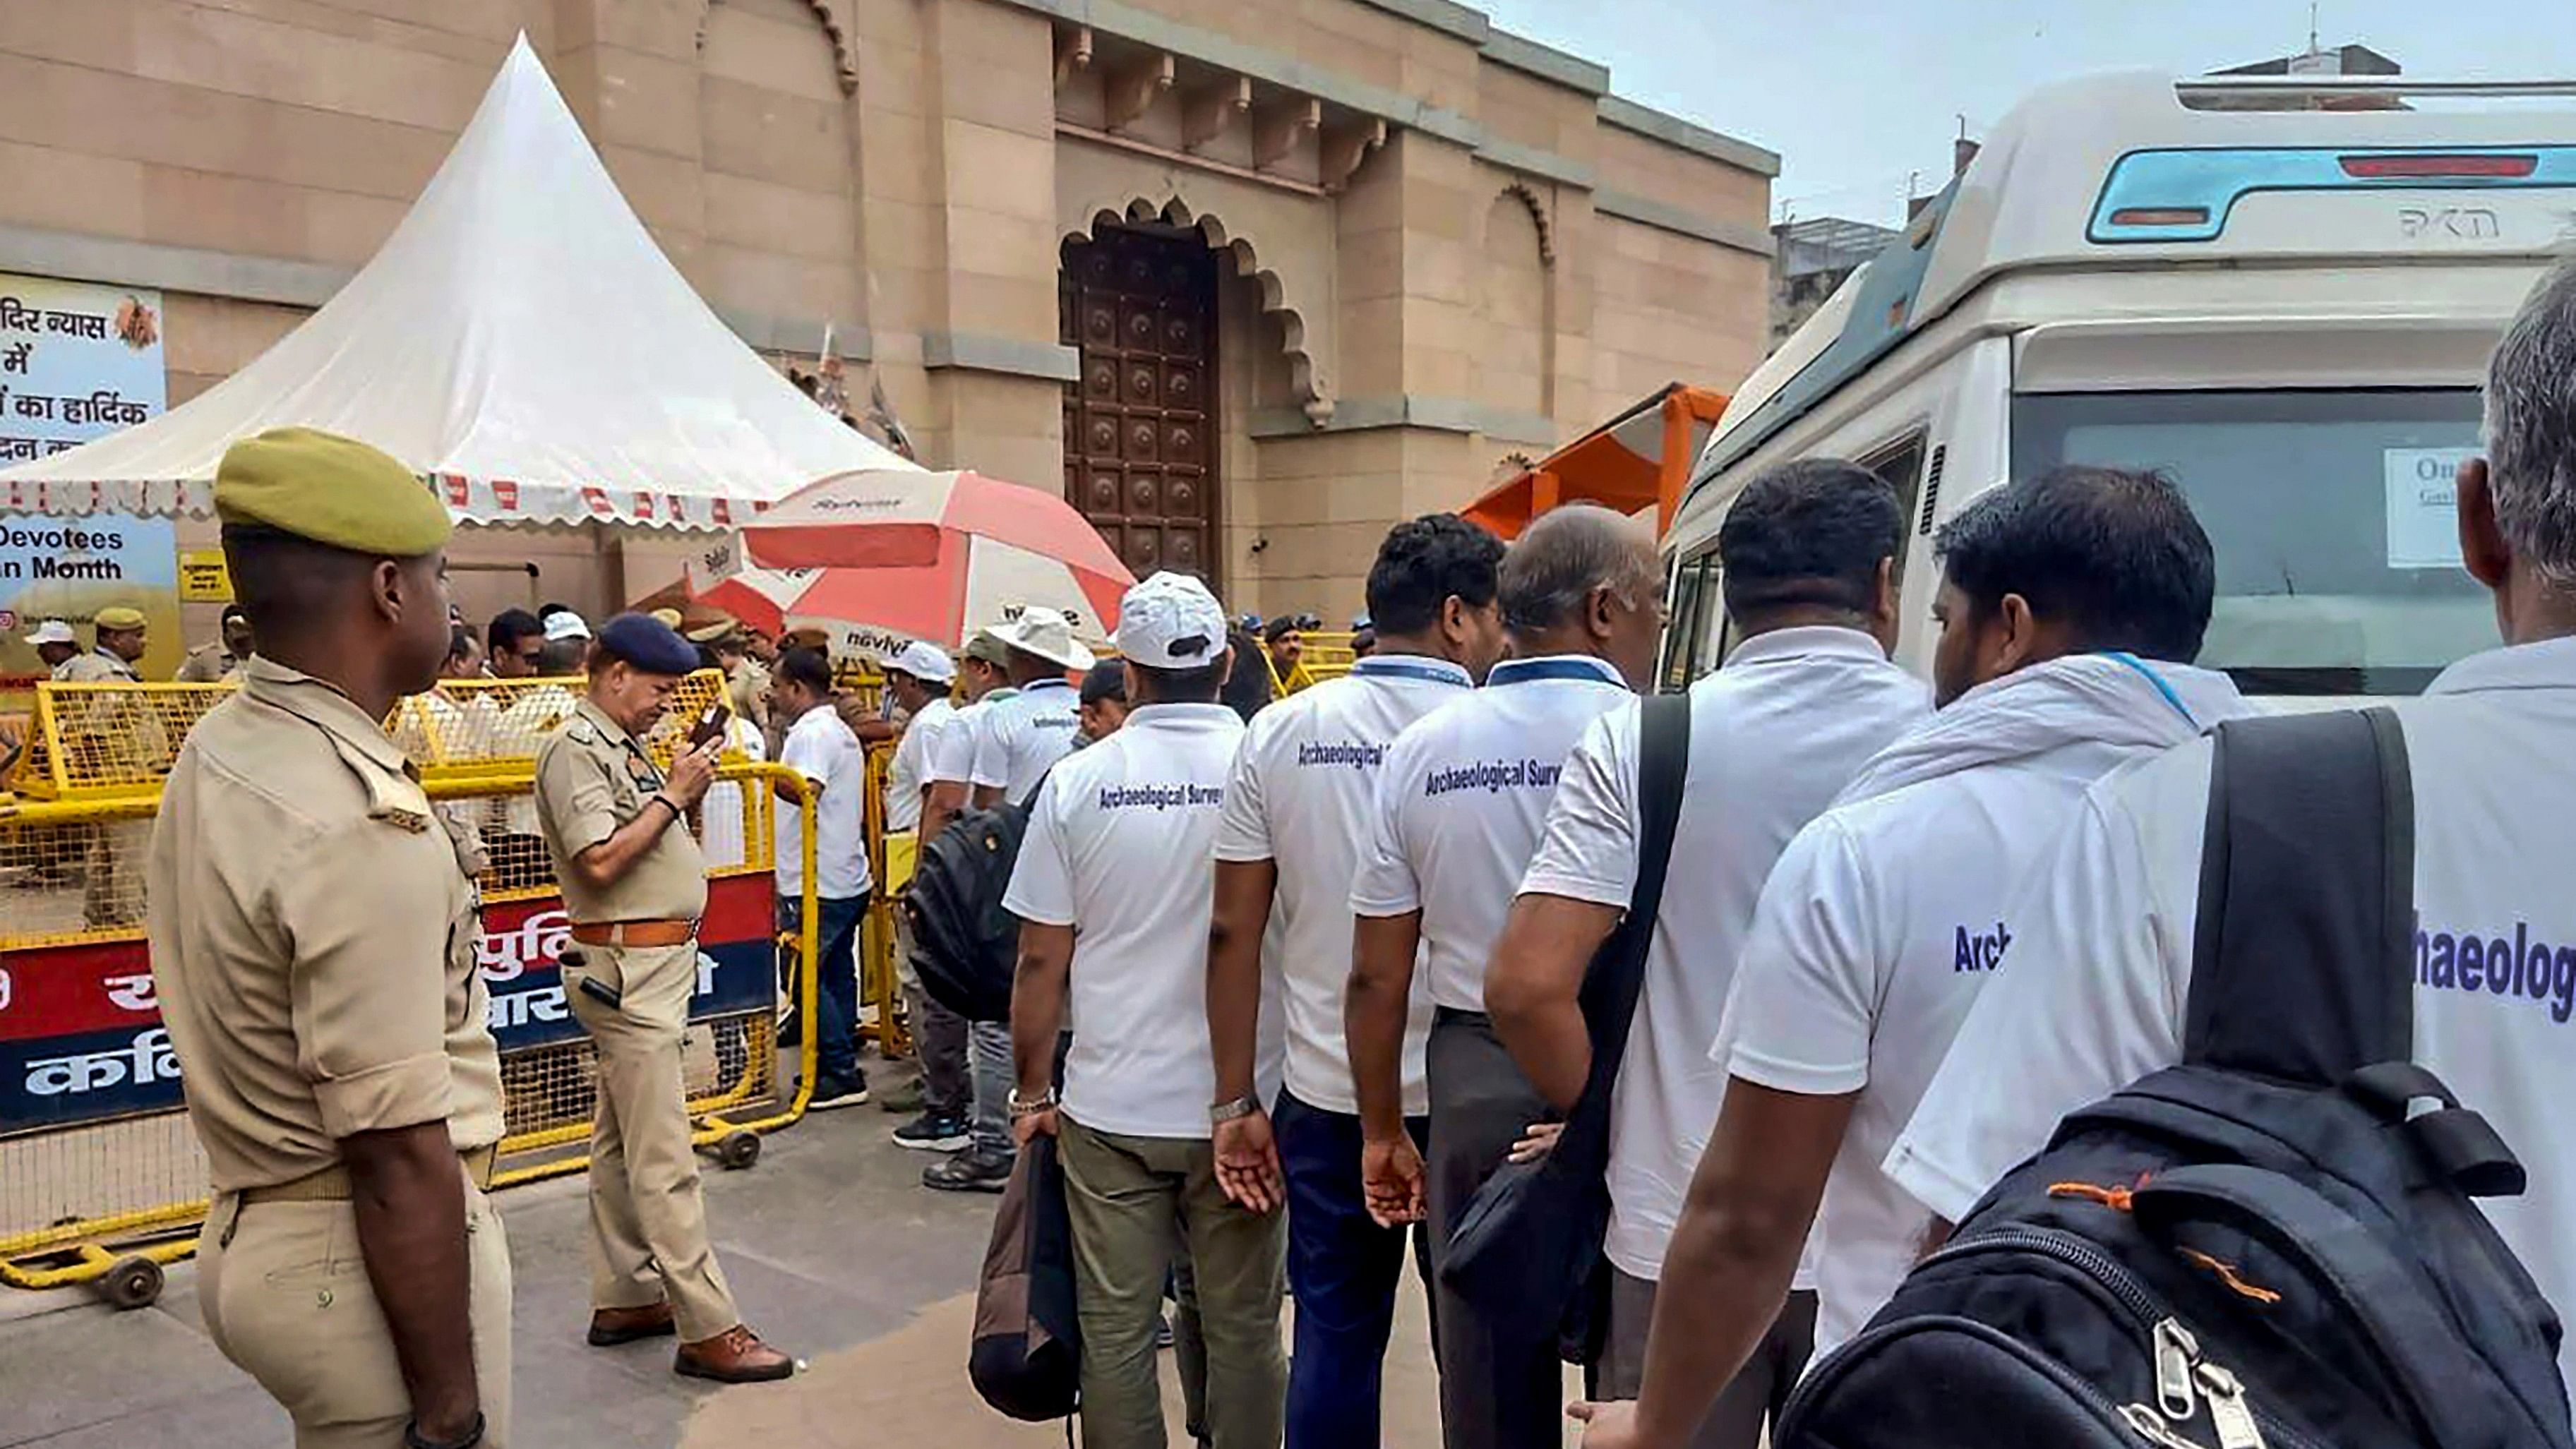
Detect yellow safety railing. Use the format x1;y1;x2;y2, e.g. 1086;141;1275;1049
0;753;822;1304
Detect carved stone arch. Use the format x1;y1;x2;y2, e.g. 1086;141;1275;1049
1065;194;1334;422
697;0;858;96
1498;181;1556;268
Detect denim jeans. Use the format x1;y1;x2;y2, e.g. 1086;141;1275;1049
779;893;867;1086
1274;1089;1432;1449
968;1020;1015;1157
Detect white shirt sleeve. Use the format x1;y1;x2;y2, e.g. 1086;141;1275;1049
778;716;829;788
1001;773;1077;927
929;709;979;786
1518;704;1640;908
1883;762;2199;1222
1722;815;1881;1097
969;706;1012;790
1214;717;1275;864
1348;739;1422;918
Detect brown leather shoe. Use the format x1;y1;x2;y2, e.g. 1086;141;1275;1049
587;1302;676;1347
675;1325;796;1383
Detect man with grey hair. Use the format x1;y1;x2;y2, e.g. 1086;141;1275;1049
1347;503;1665;1449
1887;258;2576;1390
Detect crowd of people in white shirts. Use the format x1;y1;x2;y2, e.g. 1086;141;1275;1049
872;257;2576;1449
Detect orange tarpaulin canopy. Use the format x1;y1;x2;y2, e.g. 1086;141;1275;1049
1459;383;1731;540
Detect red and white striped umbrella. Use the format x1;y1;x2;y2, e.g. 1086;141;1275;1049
715;469;1134;655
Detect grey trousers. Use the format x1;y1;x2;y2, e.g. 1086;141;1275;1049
1600;1269;1819;1449
1058;1116;1286;1449
1425;1009;1562;1449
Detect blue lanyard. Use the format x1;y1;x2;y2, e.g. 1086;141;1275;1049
2102;651;2196;727
1351;656;1470;688
1487;656;1624;688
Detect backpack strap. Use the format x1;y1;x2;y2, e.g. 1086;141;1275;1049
2185;707;2414;1082
1572;691;1694;1112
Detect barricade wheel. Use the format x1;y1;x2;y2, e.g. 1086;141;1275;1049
99;1255;162;1311
717;1130;761;1171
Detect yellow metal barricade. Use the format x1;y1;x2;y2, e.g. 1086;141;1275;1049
0;677;821;1306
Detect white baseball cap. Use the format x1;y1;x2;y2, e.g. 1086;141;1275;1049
888;639;956;684
543;611;592;642
1115;572;1226;670
986;606;1096;673
23;620;74;647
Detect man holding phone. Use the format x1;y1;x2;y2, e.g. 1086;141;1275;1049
534;613;796;1384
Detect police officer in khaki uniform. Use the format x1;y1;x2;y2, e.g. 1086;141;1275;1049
176;603;255;683
59;604;148;683
148;427;509;1449
534;614;796;1383
58;606;158;927
688;618;772;752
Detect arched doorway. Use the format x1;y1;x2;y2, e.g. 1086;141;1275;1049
1059;222;1220;585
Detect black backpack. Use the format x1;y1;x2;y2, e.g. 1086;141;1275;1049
904;790;1037;1024
969;1133;1081;1420
1780;709;2573;1449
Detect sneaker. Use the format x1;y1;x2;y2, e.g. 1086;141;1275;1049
1154;1313;1175;1349
809;1074;870;1111
923;1147;1013;1193
892;1112;971;1152
876;1079;927;1114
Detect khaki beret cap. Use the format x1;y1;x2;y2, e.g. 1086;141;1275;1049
94;606;146;630
215;427;452;556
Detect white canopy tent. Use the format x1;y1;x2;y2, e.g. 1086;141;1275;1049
0;35;913;528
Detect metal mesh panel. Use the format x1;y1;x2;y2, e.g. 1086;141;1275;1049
1302;630;1357;683
19;684;232;800
392;669;732;775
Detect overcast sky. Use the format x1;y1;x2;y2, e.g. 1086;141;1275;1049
1475;0;2576;226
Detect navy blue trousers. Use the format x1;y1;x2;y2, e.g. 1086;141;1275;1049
1274;1088;1432;1449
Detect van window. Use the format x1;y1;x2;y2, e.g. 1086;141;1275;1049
1858;434;1929;577
2013;389;2488;695
1660;553;1715;691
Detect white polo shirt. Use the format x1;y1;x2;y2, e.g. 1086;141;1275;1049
972;677;1081;803
1719;654;2250;1357
1520;627;1929;1282
886;695;955;832
775;703;873;902
1005;701;1248;1140
1350;654;1632;1013
1218;653;1476;1117
928;691;1005;788
1888;636;2576;1385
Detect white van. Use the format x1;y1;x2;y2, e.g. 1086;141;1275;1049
1664;71;2576;697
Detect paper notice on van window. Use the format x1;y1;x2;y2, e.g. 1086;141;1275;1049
2385;447;2476;571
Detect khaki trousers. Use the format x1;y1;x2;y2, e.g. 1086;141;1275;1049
567;940;742;1343
198;1177;512;1448
1058;1114;1286;1449
82;818;147;928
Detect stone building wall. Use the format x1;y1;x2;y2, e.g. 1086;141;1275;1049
0;0;1774;628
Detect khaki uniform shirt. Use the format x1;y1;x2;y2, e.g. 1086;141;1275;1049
54;648;167;782
57;648;139;684
175;645;244;684
728;658;772;735
145;658;505;1193
534;699;709;924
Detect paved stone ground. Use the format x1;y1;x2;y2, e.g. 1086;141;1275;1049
0;1059;1525;1448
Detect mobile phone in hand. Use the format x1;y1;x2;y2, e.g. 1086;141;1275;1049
688;703;731;750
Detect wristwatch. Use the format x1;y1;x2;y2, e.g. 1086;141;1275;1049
1007;1086;1058;1119
404;1412;485;1449
1209;1094;1263;1124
